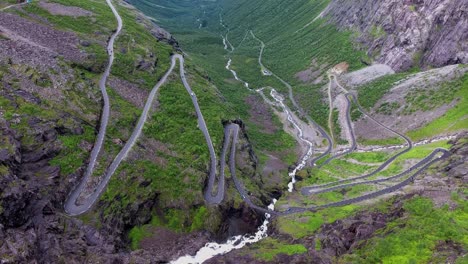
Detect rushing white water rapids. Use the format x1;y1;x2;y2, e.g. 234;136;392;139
269;89;315;192
171;200;276;264
225;58;250;88
224;49;314;192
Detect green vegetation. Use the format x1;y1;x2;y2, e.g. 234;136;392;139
246;238;307;261
326;158;376;175
128;206;209;249
276;205;357;239
295;82;329;128
357;72;410;110
113;4;173;89
357;137;406;146
347;151;391;163
315;239;322;251
370;140;450;179
350;101;363;121
299;167;340;186
0;0;17;9
226;35;285;90
377;101;400;115
128;0;301;171
299;158;377;188
399;140;450;159
130;0;369;131
219;0;368;76
369;25;386;39
407;72;468;140
50;127;96;175
331;108;341;144
20;0;173;86
312;185;374;205
0;165;9;177
4;0;242;245
342;196;468;263
21;0;115;36
403;76;463;115
101;72;227;210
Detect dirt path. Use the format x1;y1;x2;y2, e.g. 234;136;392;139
0;2;26;11
0;25;53;52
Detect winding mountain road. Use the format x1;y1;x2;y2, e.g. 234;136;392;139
65;0;123;216
320;92;357;166
306;148;447;195
65;50;233;214
301;98;414;194
65;8;264;215
64;0;228;214
65;2;451;220
225;32;449;215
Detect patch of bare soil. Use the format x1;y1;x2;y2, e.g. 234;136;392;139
369;103;456;135
108;77;149;109
139;227;210;262
260;149;296;193
0;12;84;61
38;2;93;17
431;241;466;263
354;115;396;140
295;59;329;84
262;153;288;176
245;94;277;134
332;62;349;74
126;137;177;168
335;94;352;145
341;64;395;88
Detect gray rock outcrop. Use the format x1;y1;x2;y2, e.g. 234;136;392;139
322;0;468;71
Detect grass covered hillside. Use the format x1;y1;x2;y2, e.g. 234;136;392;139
129;0;370;130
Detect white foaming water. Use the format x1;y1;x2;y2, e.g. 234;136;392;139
269;89;314;192
170;200;277;264
225;57;250;89
222;37;228;50
224;43;313;193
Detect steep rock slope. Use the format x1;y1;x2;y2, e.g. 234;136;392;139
322;0;468;71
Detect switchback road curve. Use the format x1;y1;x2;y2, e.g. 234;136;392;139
65;0;123;216
66;5;450;218
65;51;234;215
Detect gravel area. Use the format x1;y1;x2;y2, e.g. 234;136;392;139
0;12;85;62
341;64;395;88
335;94;353;144
108;77;150;109
38;2;93;17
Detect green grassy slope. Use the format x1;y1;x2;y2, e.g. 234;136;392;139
129;0;369;130
221;0;368;77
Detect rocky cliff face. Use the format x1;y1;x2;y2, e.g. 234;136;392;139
322;0;468;71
